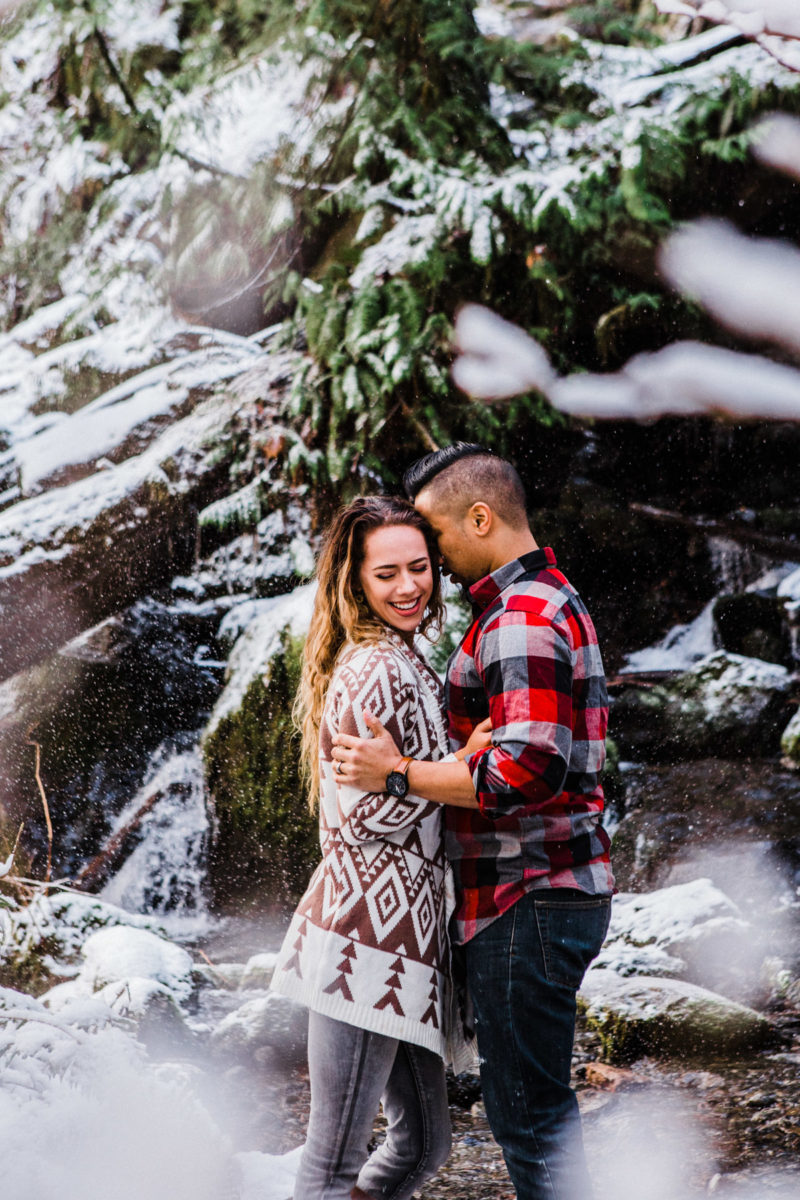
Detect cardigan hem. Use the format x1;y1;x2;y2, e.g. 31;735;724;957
270;970;448;1062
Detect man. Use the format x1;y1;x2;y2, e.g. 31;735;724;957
332;443;614;1200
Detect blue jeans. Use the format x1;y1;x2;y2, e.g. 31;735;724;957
293;1011;452;1200
464;889;612;1200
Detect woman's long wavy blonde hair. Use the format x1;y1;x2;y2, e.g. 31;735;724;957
294;496;444;811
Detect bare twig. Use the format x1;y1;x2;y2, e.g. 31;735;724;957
25;728;53;886
195;947;237;989
400;401;441;453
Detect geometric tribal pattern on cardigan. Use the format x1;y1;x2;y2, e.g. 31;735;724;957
271;631;473;1068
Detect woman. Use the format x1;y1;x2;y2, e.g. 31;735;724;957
271;496;481;1200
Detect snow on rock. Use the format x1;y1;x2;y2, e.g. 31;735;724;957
0;392;237;678
678;650;791;726
0;294;88;353
241;952;280;990
79;926;195;1003
595;880;758;1001
0;887;165;982
579;968;772;1063
777;565;800;600
612;650;793;760
192;498;314;603
211;991;308;1069
12;336;260;494
0;392;232;564
205;581;317;738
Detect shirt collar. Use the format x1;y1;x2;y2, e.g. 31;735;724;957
468;547;556;611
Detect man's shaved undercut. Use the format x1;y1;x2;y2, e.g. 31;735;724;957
403;443;529;529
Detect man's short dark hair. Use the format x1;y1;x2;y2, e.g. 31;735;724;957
403;443;529;529
402;443;489;501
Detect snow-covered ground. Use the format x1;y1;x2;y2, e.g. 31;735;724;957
0;894;302;1200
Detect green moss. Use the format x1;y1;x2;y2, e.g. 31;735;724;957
203;631;319;909
781;710;800;768
0;205;89;331
579;983;772;1064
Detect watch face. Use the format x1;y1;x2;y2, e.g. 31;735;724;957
386;770;409;798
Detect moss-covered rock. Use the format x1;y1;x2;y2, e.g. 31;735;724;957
203;585;319;910
713;592;792;668
611;651;792;761
579;968;773;1064
781;708;800;769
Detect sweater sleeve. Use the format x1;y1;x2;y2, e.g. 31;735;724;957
327;649;439;846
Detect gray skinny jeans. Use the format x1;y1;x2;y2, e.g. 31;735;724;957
292;1011;452;1200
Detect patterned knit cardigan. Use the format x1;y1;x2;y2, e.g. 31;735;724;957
271;630;473;1069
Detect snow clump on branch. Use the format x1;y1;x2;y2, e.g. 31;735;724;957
452;106;800;423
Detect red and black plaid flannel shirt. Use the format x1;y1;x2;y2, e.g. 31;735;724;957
445;547;614;943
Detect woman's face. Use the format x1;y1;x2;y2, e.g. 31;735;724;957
358;525;434;642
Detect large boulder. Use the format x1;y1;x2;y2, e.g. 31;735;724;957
0;344;304;682
0;601;223;875
595;880;767;1005
781;708;800;769
210;992;308;1071
0;887;165;993
579;968;773;1063
610;758;800;908
712;592;794;668
611;650;793;761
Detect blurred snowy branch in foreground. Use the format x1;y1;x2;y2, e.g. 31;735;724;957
453;311;800;420
453;110;800;422
754;111;800;179
659;218;800;357
655;1;800;70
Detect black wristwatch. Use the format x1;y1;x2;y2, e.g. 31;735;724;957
386;756;412;798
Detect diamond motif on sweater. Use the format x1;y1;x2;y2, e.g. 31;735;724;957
365;862;409;942
410;879;437;953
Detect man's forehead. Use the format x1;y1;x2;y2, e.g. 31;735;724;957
414;486;444;523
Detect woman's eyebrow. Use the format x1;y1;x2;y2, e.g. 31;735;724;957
371;556;429;570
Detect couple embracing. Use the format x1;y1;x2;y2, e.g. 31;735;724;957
271;443;615;1200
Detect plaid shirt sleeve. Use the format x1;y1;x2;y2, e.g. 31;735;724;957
464;602;574;820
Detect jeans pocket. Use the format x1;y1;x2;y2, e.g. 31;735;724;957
535;897;612;990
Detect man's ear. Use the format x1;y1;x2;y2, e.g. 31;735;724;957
468;502;493;537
